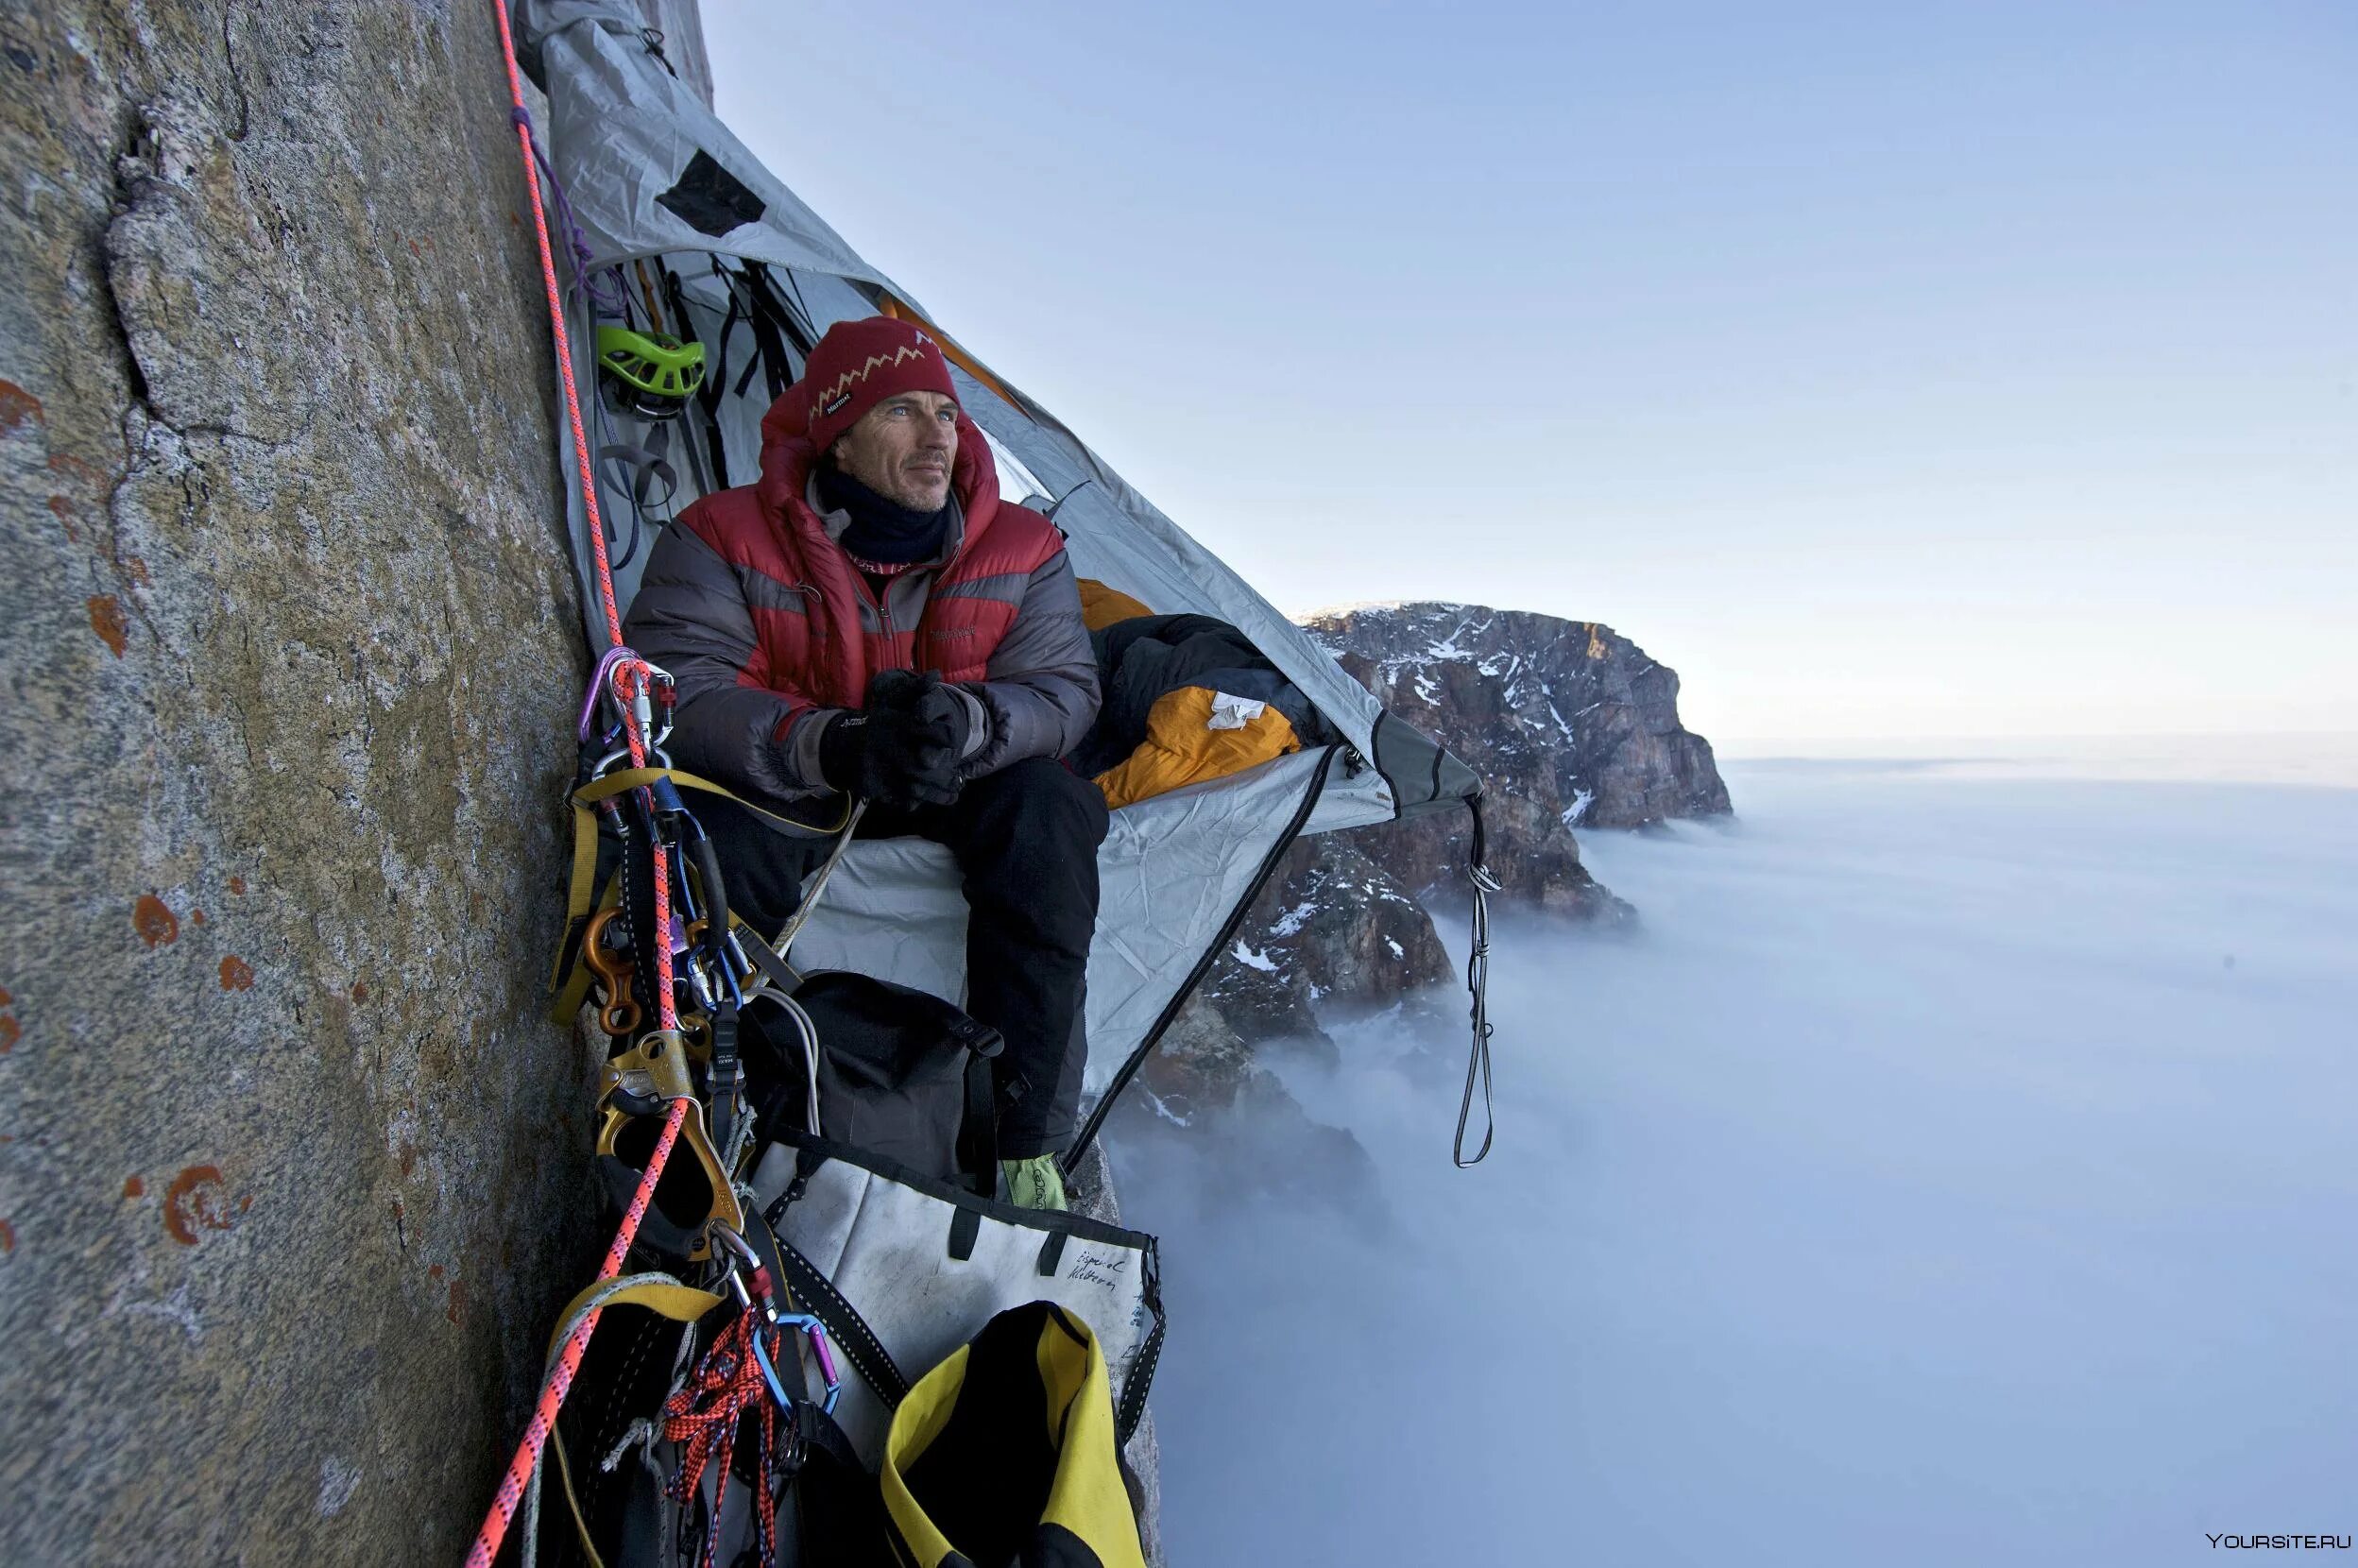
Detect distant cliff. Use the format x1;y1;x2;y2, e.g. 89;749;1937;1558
1172;602;1731;1095
1309;603;1729;906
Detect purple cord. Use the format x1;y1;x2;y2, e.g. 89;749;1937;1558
512;105;628;316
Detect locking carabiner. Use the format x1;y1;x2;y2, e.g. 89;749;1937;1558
775;1312;842;1416
709;1221;842;1415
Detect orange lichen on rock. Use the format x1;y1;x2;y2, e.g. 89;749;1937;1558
133;895;179;947
163;1166;232;1246
0;379;42;432
89;596;129;656
218;956;254;991
124;1175;145;1198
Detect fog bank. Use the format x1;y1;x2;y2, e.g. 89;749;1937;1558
1114;759;2358;1566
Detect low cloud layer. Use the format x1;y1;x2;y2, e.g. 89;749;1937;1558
1114;758;2358;1565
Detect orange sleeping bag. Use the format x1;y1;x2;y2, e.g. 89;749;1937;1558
1069;583;1326;810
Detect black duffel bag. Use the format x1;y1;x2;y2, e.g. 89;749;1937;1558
741;970;1005;1194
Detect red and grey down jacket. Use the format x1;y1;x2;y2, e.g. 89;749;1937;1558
623;395;1100;805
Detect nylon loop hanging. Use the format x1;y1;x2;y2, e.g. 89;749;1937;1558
1454;793;1500;1168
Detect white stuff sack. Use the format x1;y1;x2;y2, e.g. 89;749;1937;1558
750;1136;1164;1467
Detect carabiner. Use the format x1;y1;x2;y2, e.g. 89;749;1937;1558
708;1222;841;1414
716;1264;799;1411
774;1312;842;1415
577;645;637;744
590;742;674;781
709;1218;762;1276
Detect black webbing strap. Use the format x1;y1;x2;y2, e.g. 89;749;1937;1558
770;1234;909;1408
664;266;735;492
792;1399;865;1477
743;261;816;354
764;1151;911;1408
955;1048;1000;1199
613;784;661;1024
946;1206;981;1262
1112;1241;1164;1446
731;916;800;995
738;261;807;402
683;263;739;489
681;827;740;1157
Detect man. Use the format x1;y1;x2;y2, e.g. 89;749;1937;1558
624;315;1106;1208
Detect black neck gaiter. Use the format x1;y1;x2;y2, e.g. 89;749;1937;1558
814;462;953;565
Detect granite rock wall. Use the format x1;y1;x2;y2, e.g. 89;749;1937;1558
0;4;609;1560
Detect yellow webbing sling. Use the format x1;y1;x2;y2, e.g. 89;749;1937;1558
549;767;850;1024
536;1273;729;1568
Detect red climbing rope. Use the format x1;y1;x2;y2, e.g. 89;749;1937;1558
662;1312;783;1568
466;1;688;1562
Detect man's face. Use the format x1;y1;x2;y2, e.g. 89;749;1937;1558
829;389;960;511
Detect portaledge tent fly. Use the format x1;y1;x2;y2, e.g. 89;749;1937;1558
515;5;1482;1150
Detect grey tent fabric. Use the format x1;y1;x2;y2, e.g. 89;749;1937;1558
519;0;1478;1100
790;749;1332;1083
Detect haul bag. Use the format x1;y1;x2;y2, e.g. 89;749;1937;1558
751;1134;1163;1471
884;1302;1149;1568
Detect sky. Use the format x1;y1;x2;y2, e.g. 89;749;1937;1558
701;2;2356;743
1113;760;2358;1563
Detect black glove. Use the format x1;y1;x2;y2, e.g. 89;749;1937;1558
817;669;962;808
914;677;979;762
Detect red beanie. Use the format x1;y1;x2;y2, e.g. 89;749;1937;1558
792;315;958;454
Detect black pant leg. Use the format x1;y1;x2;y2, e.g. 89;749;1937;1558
931;758;1109;1160
691;795;838;942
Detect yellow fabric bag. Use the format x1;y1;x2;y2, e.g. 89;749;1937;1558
881;1302;1148;1568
